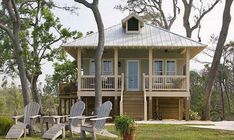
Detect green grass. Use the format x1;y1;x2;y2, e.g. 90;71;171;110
1;124;234;140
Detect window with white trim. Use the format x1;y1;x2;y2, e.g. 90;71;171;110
102;60;113;75
90;60;95;75
166;60;176;75
153;60;164;84
153;60;163;75
166;60;176;83
89;59;113;75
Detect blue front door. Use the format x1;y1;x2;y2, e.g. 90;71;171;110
127;60;139;91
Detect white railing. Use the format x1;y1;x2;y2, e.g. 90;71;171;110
120;73;124;115
144;75;187;91
80;75;122;91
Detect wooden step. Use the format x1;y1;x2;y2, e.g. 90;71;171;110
123;91;144;120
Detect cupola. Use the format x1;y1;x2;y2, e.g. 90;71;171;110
122;13;144;34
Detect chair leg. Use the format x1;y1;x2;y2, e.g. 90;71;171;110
62;127;65;139
92;132;96;140
24;128;26;137
70;129;73;138
80;130;86;138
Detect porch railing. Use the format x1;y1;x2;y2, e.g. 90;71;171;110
80;75;122;91
143;74;187;91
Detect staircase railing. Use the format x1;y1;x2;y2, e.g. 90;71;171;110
143;73;147;120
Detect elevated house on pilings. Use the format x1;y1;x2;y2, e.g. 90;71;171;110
59;13;206;120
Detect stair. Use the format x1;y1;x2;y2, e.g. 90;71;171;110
123;91;144;120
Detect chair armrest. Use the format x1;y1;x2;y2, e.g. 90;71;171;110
51;115;66;119
12;115;24;119
90;117;112;121
12;115;24;124
30;115;41;119
69;115;97;120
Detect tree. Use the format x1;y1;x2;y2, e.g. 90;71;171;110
116;0;220;40
0;0;81;106
44;59;78;96
116;0;179;30
0;0;30;106
74;0;105;112
182;0;220;39
20;0;80;106
202;0;233;120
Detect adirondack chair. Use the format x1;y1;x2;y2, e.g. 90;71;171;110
5;102;41;139
80;101;118;140
42;101;85;140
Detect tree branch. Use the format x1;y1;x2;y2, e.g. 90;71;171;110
191;0;220;31
0;23;14;40
74;0;92;9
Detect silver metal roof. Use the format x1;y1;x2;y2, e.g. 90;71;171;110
62;23;206;48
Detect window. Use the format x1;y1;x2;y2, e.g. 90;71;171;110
153;60;164;84
127;17;139;31
166;60;176;75
166;60;176;83
90;60;95;75
153;60;163;75
102;60;113;75
89;59;113;75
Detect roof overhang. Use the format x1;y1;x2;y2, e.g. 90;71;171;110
62;45;207;60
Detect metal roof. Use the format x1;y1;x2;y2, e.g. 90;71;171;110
62;23;206;48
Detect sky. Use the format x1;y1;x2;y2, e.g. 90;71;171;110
1;0;234;87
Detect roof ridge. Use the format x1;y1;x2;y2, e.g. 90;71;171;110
145;23;206;46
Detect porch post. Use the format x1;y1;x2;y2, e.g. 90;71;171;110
149;48;153;91
114;48;118;91
114;96;118;116
114;48;121;116
185;49;190;121
77;48;81;100
149;96;153;120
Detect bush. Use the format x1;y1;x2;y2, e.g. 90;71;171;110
189;110;201;120
114;115;135;137
0;116;13;135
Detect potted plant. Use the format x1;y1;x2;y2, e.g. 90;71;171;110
114;115;137;140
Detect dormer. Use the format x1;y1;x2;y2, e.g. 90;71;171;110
122;13;144;34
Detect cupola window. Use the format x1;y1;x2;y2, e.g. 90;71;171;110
127;17;139;31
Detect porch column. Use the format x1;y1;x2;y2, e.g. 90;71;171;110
149;48;153;91
114;48;118;91
185;49;190;121
114;48;120;116
114;96;118;116
149;96;153;120
77;48;81;100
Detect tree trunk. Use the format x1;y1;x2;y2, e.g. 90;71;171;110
219;73;225;120
13;24;30;106
92;5;105;113
31;75;41;106
201;0;233;120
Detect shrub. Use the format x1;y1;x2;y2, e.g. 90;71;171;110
189;110;201;120
0;116;13;135
114;115;135;137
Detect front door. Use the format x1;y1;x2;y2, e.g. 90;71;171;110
127;60;139;91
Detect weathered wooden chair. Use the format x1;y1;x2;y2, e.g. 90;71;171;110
42;101;85;140
80;101;118;140
5;102;41;139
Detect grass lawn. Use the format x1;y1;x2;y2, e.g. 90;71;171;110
1;124;234;140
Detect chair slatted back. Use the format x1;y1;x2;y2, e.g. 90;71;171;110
70;101;85;127
23;102;40;125
94;101;112;130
